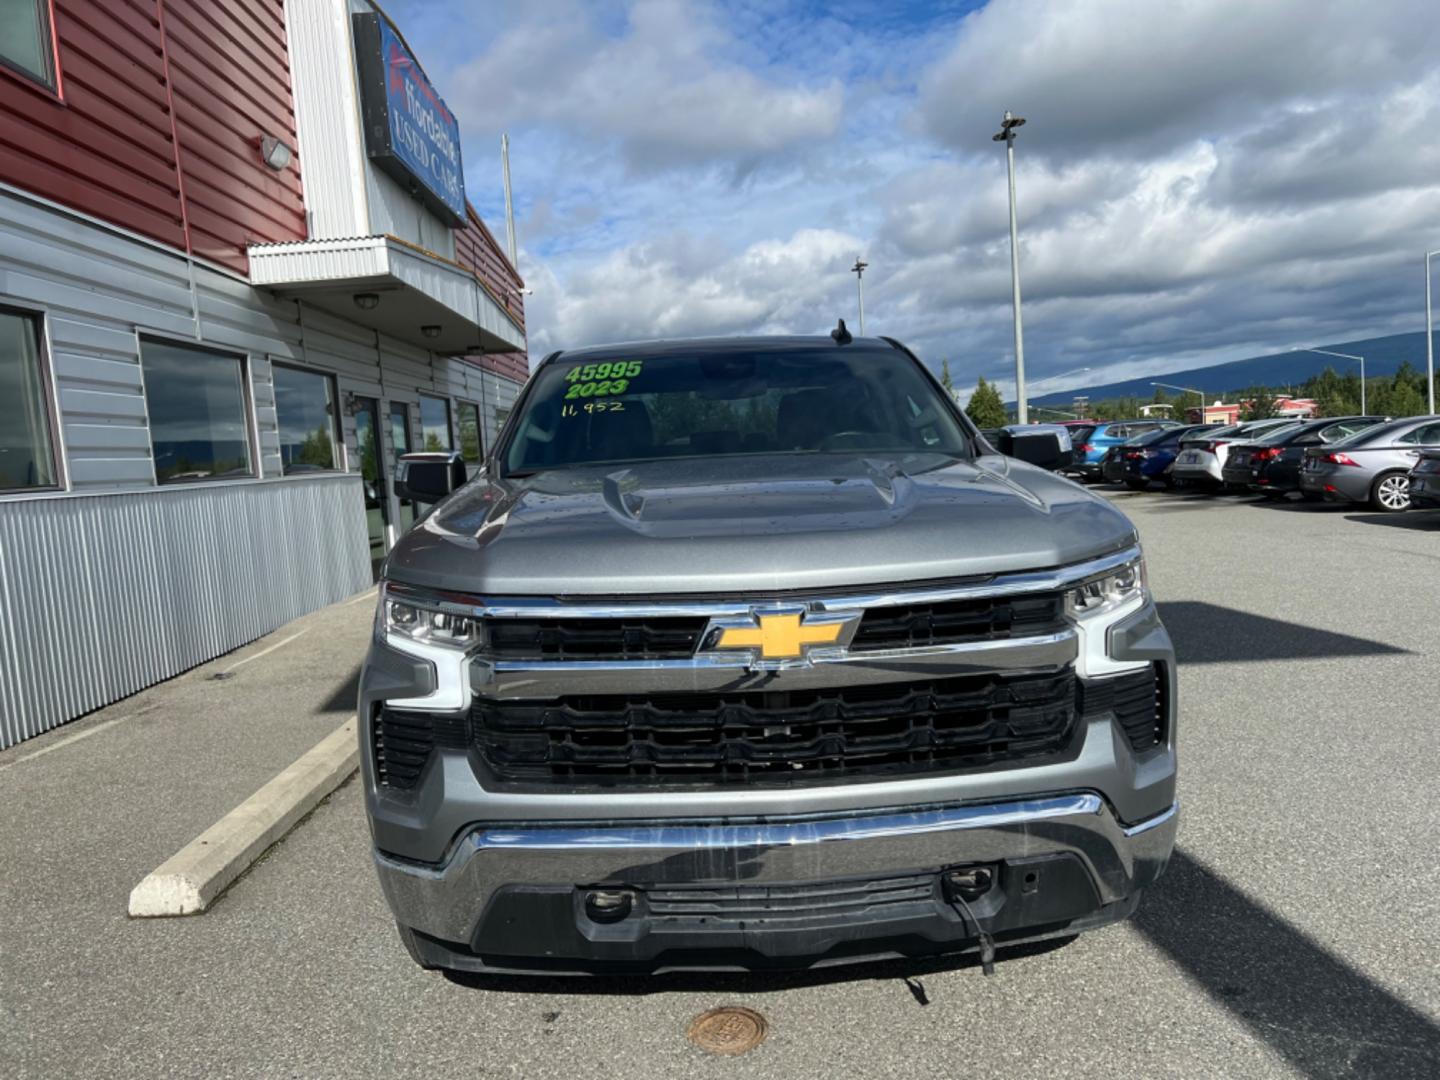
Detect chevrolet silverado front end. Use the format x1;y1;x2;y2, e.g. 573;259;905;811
360;335;1178;974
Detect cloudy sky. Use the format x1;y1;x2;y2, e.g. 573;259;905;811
388;0;1440;399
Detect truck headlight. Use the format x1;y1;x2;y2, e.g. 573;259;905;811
1066;556;1147;620
380;584;485;651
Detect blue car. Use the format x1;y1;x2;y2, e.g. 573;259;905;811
1069;419;1180;481
1120;424;1223;489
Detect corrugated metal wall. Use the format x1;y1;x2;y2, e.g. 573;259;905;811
0;185;525;747
0;476;370;748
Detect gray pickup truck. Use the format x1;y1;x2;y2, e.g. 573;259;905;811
361;333;1177;975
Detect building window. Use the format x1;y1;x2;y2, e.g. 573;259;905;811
457;400;482;462
272;363;339;473
141;341;253;483
419;394;451;451
0;309;58;491
0;0;57;89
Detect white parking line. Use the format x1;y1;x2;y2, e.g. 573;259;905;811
0;713;134;771
345;589;379;606
220;629;309;675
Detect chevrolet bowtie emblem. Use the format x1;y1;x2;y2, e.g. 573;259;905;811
702;608;861;663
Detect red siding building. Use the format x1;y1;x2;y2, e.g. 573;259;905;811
0;0;528;748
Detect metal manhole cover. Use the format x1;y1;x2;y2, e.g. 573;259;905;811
687;1006;768;1056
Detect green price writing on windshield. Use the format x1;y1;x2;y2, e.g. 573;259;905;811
565;378;628;399
564;361;643;382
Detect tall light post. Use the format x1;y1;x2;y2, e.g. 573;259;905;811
993;110;1028;422
851;257;868;335
1151;382;1206;420
1295;348;1365;414
1426;250;1438;414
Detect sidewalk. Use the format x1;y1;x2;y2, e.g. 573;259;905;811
0;585;377;1074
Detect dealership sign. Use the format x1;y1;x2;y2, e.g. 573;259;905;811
353;13;466;227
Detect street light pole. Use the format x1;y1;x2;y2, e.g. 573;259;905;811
1426;250;1437;414
1296;348;1366;415
993;111;1028;423
851;257;868;336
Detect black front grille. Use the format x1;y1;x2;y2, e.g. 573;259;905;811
1077;663;1167;752
851;593;1065;651
485;617;708;661
480;591;1065;661
472;668;1078;785
644;873;937;924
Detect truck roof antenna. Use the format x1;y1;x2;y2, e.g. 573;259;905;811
831;318;853;345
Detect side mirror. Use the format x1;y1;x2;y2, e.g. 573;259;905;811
996;427;1074;471
395;451;466;505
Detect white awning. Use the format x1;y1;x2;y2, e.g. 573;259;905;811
247;235;524;355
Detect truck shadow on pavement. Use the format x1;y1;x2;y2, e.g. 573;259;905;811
1131;849;1440;1079
1155;601;1410;664
444;849;1440;1078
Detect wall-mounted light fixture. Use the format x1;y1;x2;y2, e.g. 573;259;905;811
353;293;380;311
260;135;293;171
421;325;442;339
342;391;360;417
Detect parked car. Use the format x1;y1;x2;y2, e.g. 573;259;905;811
1099;428;1166;484
1299;416;1440;511
1063;423;1097;457
367;333;1177;975
1170;418;1301;489
1222;416;1390;498
1120;424;1223;490
1408;449;1440;510
1069;419;1180;482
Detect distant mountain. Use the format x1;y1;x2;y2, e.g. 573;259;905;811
1016;330;1438;408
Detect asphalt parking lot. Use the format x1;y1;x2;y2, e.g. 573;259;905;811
2;488;1438;1080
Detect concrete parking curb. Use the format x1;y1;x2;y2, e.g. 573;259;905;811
128;719;359;917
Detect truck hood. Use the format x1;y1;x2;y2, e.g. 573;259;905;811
384;452;1138;596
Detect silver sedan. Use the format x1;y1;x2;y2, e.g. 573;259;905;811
1299;416;1440;511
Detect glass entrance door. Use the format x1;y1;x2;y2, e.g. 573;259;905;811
353;397;387;566
389;401;416;534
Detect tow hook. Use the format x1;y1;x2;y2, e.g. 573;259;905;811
941;866;998;976
942;866;994;903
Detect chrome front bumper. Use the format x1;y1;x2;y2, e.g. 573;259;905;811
374;792;1178;948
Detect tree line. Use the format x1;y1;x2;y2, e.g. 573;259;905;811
942;361;1437;426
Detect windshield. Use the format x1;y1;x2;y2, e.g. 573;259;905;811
502;346;973;474
1258;423;1310;445
1328;418;1413;448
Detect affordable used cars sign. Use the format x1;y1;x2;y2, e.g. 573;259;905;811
353;13;466;227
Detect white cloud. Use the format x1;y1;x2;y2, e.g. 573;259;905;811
411;0;1440;396
917;0;1440;159
524;227;862;352
448;0;843;172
